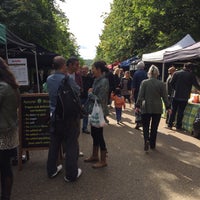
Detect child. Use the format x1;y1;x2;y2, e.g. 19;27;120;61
111;88;126;124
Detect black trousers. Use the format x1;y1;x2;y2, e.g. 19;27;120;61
91;126;107;151
0;149;15;200
47;117;79;181
168;99;187;129
142;113;161;148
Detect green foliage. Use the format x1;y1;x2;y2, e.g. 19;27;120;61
96;0;200;64
84;59;94;68
0;0;79;58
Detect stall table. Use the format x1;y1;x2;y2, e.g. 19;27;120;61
162;101;200;134
182;102;200;133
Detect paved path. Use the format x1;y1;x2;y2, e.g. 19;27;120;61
12;106;200;200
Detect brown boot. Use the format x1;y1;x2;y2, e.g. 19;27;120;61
92;150;107;168
84;146;99;162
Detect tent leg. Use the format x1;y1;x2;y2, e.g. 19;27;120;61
162;63;165;82
5;42;8;61
34;51;40;93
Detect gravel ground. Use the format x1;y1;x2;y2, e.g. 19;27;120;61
12;106;200;200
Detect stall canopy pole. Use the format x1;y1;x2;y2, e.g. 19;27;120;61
5;41;8;61
33;50;40;93
162;63;165;82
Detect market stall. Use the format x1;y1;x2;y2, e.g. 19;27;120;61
162;97;200;134
0;23;58;92
142;34;195;81
163;41;200;136
163;41;200;63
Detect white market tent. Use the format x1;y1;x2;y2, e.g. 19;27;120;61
164;41;200;63
142;34;195;62
142;34;196;81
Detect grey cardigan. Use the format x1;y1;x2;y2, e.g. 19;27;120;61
88;75;109;116
136;78;170;114
0;81;19;149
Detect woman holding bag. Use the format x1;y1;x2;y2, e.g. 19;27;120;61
84;61;109;168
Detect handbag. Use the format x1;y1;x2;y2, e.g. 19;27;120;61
89;99;106;128
135;109;142;123
83;96;95;115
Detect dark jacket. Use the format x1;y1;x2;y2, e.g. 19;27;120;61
171;69;200;101
120;77;132;91
132;69;147;93
105;71;115;93
166;75;173;97
113;74;121;88
132;69;147;101
80;75;94;99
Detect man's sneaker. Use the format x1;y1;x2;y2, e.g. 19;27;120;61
79;151;84;157
165;125;172;130
135;123;142;130
82;129;90;134
49;164;62;178
64;168;82;182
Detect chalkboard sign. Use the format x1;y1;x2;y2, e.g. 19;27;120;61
20;93;50;148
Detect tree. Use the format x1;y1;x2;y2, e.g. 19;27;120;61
0;0;79;58
96;0;200;64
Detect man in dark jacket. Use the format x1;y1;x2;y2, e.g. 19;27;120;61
168;63;200;130
132;61;147;129
80;66;94;133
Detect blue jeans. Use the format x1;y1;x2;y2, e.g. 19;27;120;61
81;98;89;131
168;99;187;129
115;107;122;122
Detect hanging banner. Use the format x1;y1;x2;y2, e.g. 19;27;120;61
8;58;29;86
0;23;6;44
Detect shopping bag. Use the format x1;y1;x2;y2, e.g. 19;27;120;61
89;99;106;128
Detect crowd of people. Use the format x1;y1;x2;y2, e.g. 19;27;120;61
1;54;200;199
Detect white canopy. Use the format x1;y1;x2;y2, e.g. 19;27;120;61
164;41;200;63
142;34;196;62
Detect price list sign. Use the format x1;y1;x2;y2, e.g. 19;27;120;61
20;94;50;148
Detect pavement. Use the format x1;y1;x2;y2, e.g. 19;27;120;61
12;105;200;200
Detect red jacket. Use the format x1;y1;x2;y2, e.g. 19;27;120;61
111;93;125;109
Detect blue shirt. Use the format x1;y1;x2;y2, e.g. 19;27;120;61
47;72;65;115
47;72;80;115
132;69;147;92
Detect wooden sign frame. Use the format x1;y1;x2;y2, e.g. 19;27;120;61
18;93;50;170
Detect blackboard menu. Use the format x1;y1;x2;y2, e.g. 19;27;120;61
20;94;50;148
